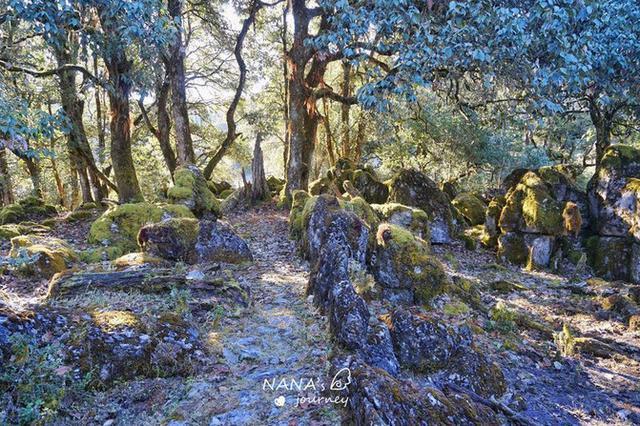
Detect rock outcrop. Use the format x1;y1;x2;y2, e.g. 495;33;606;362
9;235;77;278
0;196;57;225
138;218;252;264
387;169;456;243
168;164;221;219
88;203;194;256
371;202;431;241
497;166;588;269
452;192;487;226
587;145;640;282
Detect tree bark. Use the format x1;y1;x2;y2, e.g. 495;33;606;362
166;0;195;165
340;61;351;158
203;1;263;179
0;148;14;205
139;79;177;176
93;55;106;165
589;102;613;172
251;133;270;201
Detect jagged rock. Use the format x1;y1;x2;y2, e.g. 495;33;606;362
387;169;456;243
361;321;400;376
585;236;632;281
440;348;507;398
371;203;431;241
307;209;368;309
300;194;342;259
382;307;472;373
9;235;77;278
88;202;194;256
373;224;447;304
168;164;221;218
352;168;389;204
138;218;252;264
498;232;557;269
328;280;370;350
0;197;57;225
335;358;499;426
452;193;487;226
68;311;202;383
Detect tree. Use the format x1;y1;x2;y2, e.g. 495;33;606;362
320;0;640;169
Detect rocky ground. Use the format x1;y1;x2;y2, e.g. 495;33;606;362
1;203;640;425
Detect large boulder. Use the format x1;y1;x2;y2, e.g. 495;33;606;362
168;164;221;219
266;176;285;195
497;232;556;270
68;310;202;383
387;169;456;243
372;224;447;304
138;218;252;264
9;235;77;278
88;203;194;256
0;222;50;240
452;192;487;226
0;197;57;225
328;280;370;350
336;359;499;426
351;168;389;204
371;203;431;241
382;307;472;373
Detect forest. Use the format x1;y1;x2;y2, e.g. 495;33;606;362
0;0;639;424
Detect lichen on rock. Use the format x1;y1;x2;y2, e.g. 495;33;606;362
371;202;431;242
88;202;194;254
9;235;77;278
452;192;487;226
168;164;221;218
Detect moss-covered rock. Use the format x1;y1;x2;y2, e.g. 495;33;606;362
88;203;194;254
266;176;285;195
485;196;505;238
168;164;221;218
308;176;332;196
499;172;564;234
585;235;632;281
439;180;458;200
452;193;487;226
79;246;125;263
112;252;166;269
351;168;389;204
0;222;50;240
207;180;231;196
387;170;456;244
9;235;77;278
0;197;58;225
497;232;528;265
373;223;447;304
138;218;252;264
371;203;431;242
288;190;311;240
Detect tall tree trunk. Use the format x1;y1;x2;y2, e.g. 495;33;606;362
94;55;106;165
281;3;290;179
104;54;143;203
166;0;195;165
340;61;351;159
283;0;320;198
24;157;43;198
0;148;14;206
251;133;269;201
139;79;177;176
589;103;613;172
50;157;66;207
54;35;100;204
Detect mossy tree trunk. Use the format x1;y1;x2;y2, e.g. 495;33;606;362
139;78;177;176
589;100;615;173
0;148;14;206
166;0;195;166
9;142;43;198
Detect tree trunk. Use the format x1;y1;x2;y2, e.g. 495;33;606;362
590;103;613;172
166;0;195;166
50;157;66;207
94;55;106;165
251;133;270;201
0;148;14;206
24;157;42;198
139;79;176;176
340;61;351;158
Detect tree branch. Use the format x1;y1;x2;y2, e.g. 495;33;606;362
0;59;105;88
313;87;358;105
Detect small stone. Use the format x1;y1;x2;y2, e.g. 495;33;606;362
186;270;205;280
553;361;563;370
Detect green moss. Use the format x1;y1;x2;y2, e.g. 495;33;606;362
443;301;470;316
168;166;221;217
452;193;487;226
340;196;380;230
377;223;447;303
219;189;234;199
488;302;518;334
88;202;194;253
10;235;77;277
288;190;311;240
600;144;640;171
0;204;25;225
497;233;528;265
371;202;431;241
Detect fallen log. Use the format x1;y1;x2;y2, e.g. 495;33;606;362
46;267;248;305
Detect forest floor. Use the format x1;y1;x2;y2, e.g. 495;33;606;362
1;204;640;425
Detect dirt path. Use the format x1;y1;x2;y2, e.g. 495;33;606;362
55;206;342;425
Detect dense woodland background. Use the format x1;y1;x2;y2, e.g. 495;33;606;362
0;0;637;204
